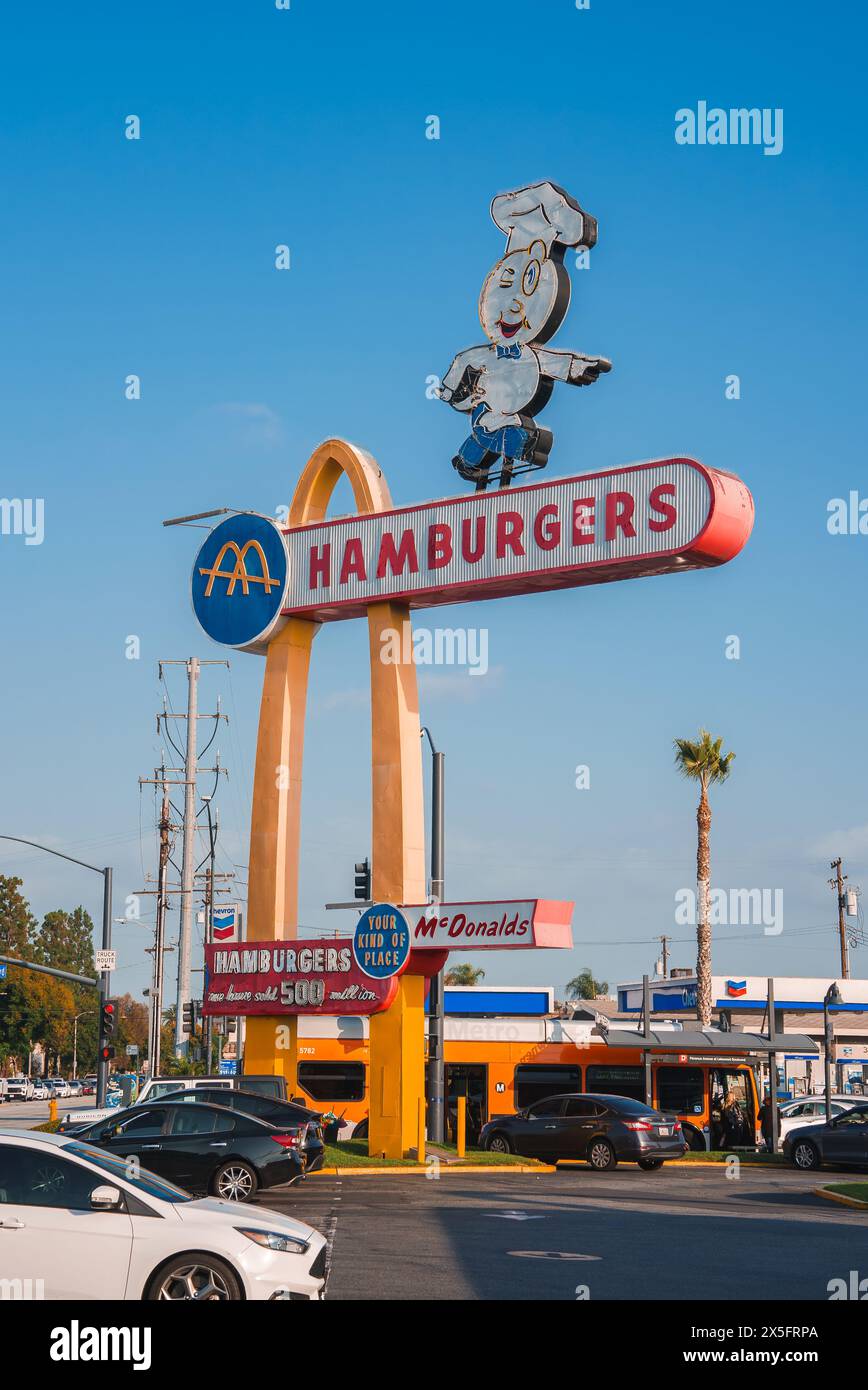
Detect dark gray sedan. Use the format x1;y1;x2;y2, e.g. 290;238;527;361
785;1101;868;1171
478;1093;687;1170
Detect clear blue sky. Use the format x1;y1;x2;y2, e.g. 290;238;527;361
1;0;867;1006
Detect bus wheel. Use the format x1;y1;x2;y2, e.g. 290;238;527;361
588;1139;617;1171
791;1140;820;1171
637;1158;664;1171
486;1132;513;1155
682;1126;706;1152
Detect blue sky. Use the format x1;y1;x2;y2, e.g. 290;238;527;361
1;0;867;1006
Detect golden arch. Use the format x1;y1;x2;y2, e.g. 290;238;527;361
243;439;427;1157
199;539;281;597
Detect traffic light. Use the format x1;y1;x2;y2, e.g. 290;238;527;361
182;1001;195;1035
100;1000;117;1038
354;858;371;901
99;1045;115;1062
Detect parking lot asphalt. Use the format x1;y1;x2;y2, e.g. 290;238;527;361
0;1098;92;1130
254;1165;868;1301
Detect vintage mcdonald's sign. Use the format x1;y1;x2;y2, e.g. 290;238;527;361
190;459;753;652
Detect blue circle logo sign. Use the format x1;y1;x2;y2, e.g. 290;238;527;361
353;903;412;980
191;513;289;651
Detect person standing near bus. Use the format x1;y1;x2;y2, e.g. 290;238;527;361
721;1090;745;1147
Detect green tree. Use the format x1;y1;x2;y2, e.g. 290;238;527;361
36;907;98;1073
444;963;485;986
0;876;39;1072
673;728;735;1026
565;968;609;1000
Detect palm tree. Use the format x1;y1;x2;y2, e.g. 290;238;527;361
565;968;609;1000
444;963;485;986
673;729;735;1026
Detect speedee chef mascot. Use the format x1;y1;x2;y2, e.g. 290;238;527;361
438;181;612;491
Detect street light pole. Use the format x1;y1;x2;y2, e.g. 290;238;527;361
0;836;113;1107
824;982;843;1122
422;728;446;1145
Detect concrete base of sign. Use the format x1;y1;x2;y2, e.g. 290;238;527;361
244;1015;298;1095
368;973;425;1158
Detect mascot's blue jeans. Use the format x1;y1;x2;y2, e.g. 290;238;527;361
457;405;531;465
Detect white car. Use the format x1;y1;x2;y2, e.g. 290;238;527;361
0;1129;327;1300
30;1081;49;1101
48;1079;70;1099
776;1096;861;1147
6;1078;34;1103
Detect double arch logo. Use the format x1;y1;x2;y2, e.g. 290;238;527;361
191;513;289;651
199;538;281;598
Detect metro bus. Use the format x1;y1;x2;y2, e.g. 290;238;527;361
282;1013;761;1152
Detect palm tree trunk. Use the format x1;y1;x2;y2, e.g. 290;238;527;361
696;781;712;1026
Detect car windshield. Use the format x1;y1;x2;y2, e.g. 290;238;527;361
64;1142;193;1203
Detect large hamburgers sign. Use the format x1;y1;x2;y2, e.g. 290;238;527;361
191;459;753;649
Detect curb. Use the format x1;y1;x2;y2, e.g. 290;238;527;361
814;1186;868;1211
310;1163;555;1177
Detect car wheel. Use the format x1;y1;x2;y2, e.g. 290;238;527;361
791;1140;820;1171
588;1138;617;1171
638;1158;664;1171
211;1160;258;1202
485;1132;513;1155
146;1253;242;1301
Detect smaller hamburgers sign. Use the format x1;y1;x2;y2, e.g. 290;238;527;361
202;939;398;1016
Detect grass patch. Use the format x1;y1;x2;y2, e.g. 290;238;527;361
324;1140;544;1168
824;1182;868;1204
675;1149;786;1164
32;1120;62;1134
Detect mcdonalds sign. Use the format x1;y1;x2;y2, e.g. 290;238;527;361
403;899;574;951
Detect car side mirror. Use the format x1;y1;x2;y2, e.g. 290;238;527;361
91;1184;123;1210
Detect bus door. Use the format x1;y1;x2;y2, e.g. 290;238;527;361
708;1067;756;1148
446;1064;487;1145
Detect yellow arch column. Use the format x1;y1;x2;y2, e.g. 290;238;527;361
244;439;427;1158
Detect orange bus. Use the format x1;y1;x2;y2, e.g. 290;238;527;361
286;1014;761;1152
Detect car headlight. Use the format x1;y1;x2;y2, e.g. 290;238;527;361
236;1227;310;1255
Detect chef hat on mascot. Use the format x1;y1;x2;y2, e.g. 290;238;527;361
490;181;597;256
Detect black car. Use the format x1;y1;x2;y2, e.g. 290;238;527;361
151;1086;326;1173
784;1102;868;1171
73;1100;305;1201
478;1092;687;1170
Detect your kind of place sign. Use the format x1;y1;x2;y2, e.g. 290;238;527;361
191;459;753;649
201;940;398;1016
402;899;574;951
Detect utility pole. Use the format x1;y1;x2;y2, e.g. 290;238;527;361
657;935;670;977
177;656;199;1054
829;858;850;979
157;659;228;1055
138;764;185;1077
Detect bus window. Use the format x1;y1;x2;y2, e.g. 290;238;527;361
586;1065;644;1101
514;1064;582;1109
297;1062;365;1102
656;1066;704;1115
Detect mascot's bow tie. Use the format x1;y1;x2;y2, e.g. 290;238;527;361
496;343;522;359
